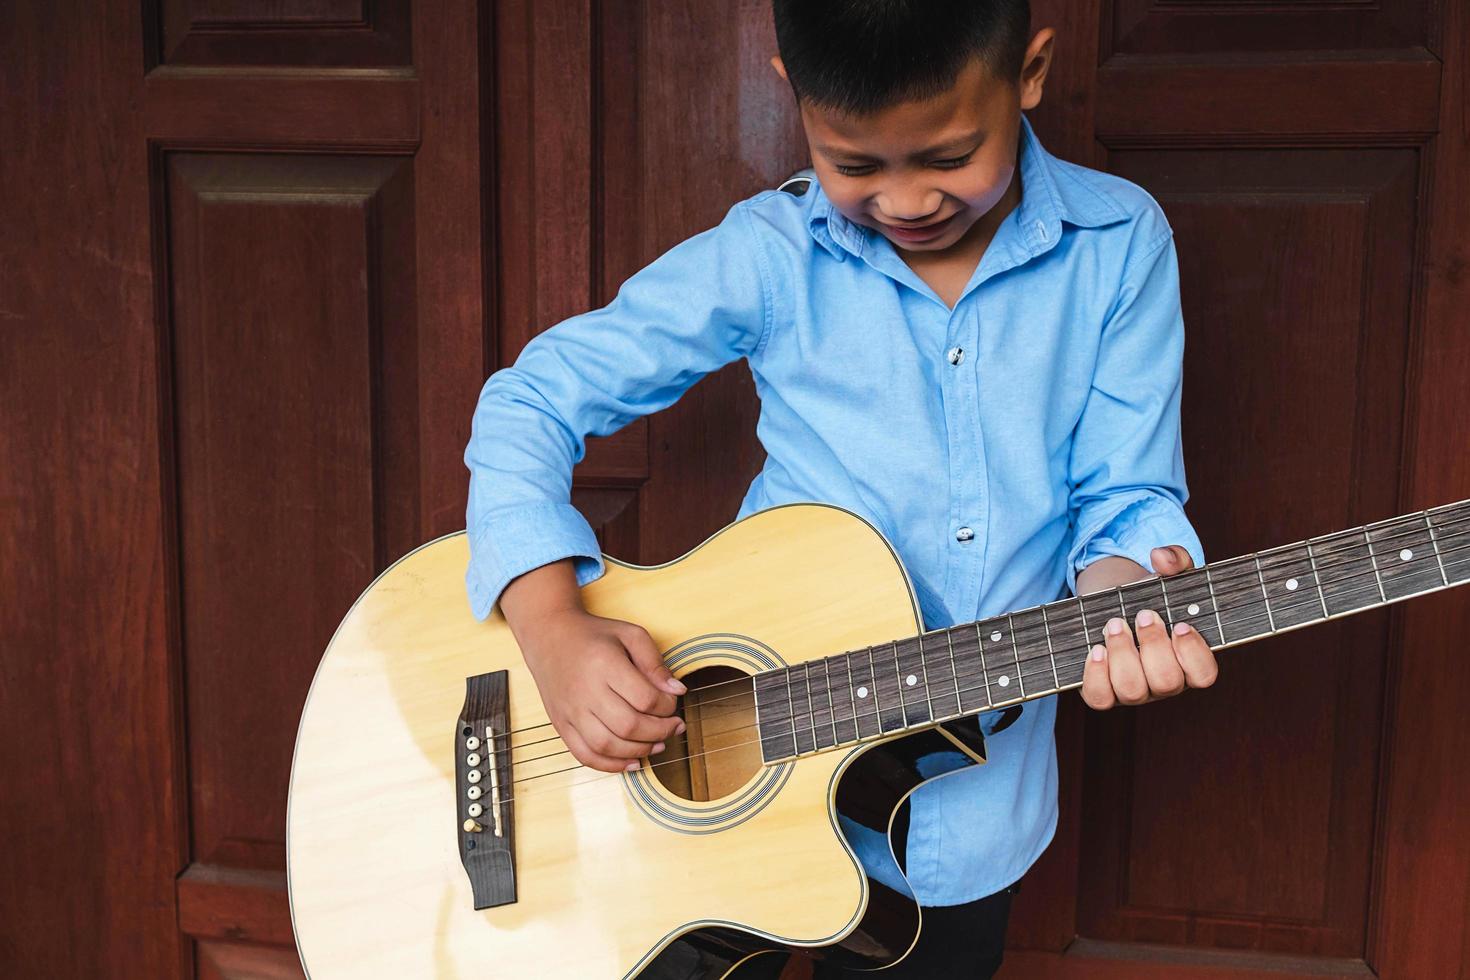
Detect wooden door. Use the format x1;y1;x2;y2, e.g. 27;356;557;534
2;1;486;976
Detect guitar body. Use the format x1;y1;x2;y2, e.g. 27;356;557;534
288;502;988;978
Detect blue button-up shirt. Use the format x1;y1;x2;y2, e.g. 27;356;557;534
464;115;1203;905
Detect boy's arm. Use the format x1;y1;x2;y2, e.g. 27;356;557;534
1068;215;1218;708
1066;219;1203;595
465;201;771;773
464;201;771;621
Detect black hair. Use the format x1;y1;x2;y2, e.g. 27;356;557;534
773;0;1031;116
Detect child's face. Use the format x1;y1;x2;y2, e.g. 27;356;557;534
776;32;1053;256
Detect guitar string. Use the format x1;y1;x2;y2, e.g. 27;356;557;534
493;514;1470;758
497;536;1470;791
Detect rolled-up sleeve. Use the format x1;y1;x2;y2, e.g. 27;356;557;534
1065;219;1204;594
464;202;773;620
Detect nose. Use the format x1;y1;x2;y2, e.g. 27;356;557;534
876;185;943;224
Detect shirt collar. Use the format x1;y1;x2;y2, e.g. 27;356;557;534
805;114;1127;262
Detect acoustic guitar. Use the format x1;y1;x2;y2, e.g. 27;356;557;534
287;499;1469;978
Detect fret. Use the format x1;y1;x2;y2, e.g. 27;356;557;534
1156;567;1224;647
871;643;907;733
849;649;881;740
1044;597;1089;689
893;636;932;727
1078;589;1126;658
809;658;838;750
1428;503;1470;583
1254;556;1277;630
1007;612;1047;698
789;663;817;754
1366;514;1444;601
949;625;992;713
1118;577;1167;629
753;669;796;762
1309;531;1381;616
1004;609;1052;697
977;616;1023;704
1256;543;1325;629
920;629;961;720
1210;556;1272;643
1203;567;1229;643
1038;604;1063;690
1360;529;1389;602
1303;541;1332;618
1424;514;1451;586
827;653;859;745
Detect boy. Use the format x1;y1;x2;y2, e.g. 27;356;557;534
464;1;1219;975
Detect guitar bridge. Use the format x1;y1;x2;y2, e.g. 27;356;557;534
455;670;517;909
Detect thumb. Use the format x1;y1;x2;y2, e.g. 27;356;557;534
616;622;687;696
1151;544;1194;575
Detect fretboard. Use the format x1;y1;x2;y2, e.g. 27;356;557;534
753;499;1470;764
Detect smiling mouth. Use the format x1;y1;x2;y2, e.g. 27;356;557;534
882;213;956;239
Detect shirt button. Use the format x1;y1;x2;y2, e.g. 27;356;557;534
955;526;974;542
946;346;964;365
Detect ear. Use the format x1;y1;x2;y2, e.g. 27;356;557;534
1018;28;1055;112
770;55;789;82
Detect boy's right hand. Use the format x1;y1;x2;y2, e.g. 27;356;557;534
514;608;687;774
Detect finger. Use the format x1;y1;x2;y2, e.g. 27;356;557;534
1151;545;1195;575
1170;621;1220;689
608;655;679;718
559;721;641;774
1103;616;1149;705
617;622;687;696
581;709;666;762
1134;608;1186;698
1081;643;1116;710
601;687;686;743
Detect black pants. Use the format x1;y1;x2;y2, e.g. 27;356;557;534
727;884;1016;980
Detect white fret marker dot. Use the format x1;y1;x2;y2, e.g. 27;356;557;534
990;631;1003;642
905;674;918;687
1285;578;1300;591
856;687;869;699
1400;548;1413;561
998;675;1010;687
1187;603;1201;616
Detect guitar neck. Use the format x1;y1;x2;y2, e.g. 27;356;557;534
754;499;1470;764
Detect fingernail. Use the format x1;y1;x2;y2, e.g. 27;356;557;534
1173;622;1191;636
624;760;641;772
667;677;687;694
1090;644;1106;662
652;742;665;755
1137;609;1156;628
1106;617;1125;636
675;719;687;735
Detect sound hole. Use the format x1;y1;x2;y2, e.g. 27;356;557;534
650;665;760;802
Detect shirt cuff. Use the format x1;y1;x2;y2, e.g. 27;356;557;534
1067;492;1205;595
464;500;607;621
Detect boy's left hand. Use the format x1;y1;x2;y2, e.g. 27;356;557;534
1077;546;1219;710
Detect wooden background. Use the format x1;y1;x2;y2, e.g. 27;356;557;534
3;1;1469;977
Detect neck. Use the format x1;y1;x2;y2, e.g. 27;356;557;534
753;499;1470;764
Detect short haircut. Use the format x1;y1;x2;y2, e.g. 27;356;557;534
773;0;1031;116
